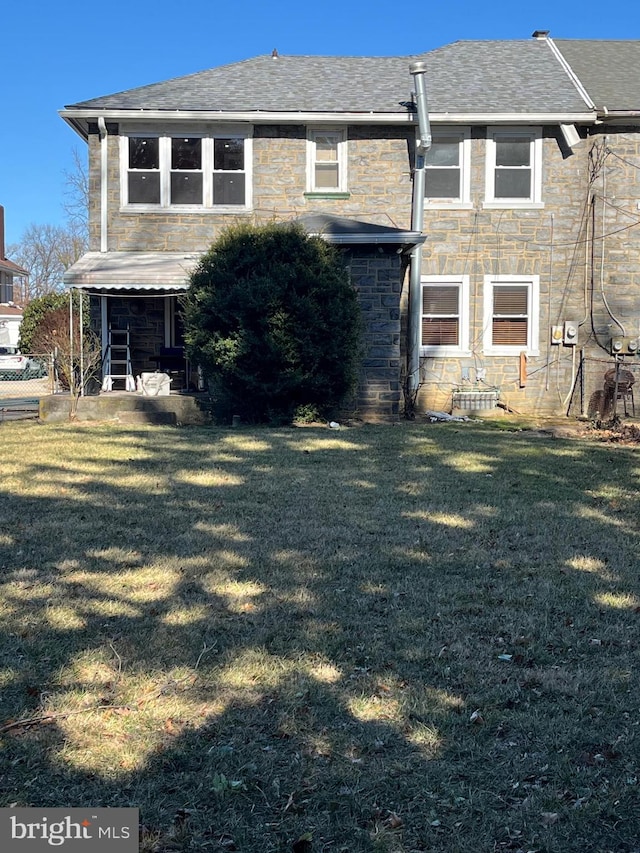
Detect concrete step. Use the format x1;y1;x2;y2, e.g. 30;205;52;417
39;393;212;425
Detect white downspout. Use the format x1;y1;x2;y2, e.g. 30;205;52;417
98;117;108;253
408;61;432;396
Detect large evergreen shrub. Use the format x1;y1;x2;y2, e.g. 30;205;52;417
183;223;361;423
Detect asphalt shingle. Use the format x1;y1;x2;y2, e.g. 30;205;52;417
65;40;591;116
553;40;640;112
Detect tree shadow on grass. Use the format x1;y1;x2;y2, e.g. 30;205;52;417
1;422;639;851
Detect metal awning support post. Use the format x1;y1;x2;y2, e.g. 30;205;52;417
408;60;432;397
69;290;74;394
79;289;84;397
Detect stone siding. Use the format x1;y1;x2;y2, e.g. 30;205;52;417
86;121;640;419
347;249;406;420
414;127;640;417
89;125;414;254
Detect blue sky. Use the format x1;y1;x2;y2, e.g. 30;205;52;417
1;0;639;249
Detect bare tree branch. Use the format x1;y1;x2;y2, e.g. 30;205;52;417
7;224;86;301
62;147;89;241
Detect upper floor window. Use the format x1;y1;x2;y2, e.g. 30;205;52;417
307;129;347;193
420;276;470;356
171;137;203;205
483;276;540;355
122;131;251;209
213;138;245;205
424;128;471;206
485;128;542;207
128;137;160;204
0;272;14;304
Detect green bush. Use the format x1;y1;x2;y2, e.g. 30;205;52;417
183;223;361;424
19;291;91;353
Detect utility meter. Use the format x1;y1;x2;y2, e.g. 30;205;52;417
563;321;578;346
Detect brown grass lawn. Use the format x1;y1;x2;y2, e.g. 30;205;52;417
0;419;639;852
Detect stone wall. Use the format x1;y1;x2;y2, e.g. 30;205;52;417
90;294;166;379
414;127;640;417
88;125;414;254
346;248;407;421
86;121;640;419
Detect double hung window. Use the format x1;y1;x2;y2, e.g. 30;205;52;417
483;276;539;355
485;128;542;206
307;129;347;192
420;276;470;356
424;129;470;205
170;137;202;205
123;131;250;209
0;272;14;304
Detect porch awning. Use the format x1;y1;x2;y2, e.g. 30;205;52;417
63;252;201;293
295;213;426;247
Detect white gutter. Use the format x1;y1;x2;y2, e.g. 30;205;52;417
59;108;598;139
308;231;425;246
98;117;108;252
408;60;432;398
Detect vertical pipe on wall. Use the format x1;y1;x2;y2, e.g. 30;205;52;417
545;213;554;391
98;118;108;253
408;61;432;397
580;347;585;417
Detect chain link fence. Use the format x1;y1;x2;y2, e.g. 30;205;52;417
0;352;54;403
567;354;640;420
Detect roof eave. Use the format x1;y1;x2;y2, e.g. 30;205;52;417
598;110;640;121
0;260;29;276
60;109;417;127
315;232;426;246
60;108;598;128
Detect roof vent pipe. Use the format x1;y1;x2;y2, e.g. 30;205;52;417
407;61;432;398
409;61;432;152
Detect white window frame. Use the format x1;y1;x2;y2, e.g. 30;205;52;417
120;127;252;211
420;275;470;357
306;127;348;193
483;275;540;356
484;127;543;208
424;127;472;208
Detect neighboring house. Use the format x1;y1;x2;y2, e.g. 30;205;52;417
61;32;640;419
0;206;28;348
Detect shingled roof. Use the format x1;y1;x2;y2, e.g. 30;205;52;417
63;39;592;117
553;40;640;113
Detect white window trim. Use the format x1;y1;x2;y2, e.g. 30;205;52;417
120;127;253;212
306;127;348;193
424;126;472;209
483;127;543;209
482;275;540;356
420;275;471;357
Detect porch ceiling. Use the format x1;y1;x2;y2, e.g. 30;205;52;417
63;252;200;293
